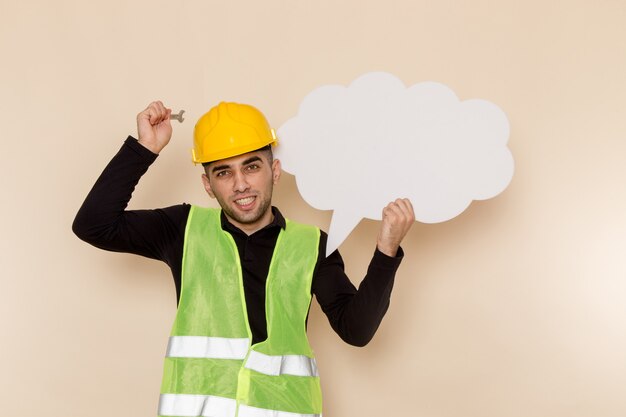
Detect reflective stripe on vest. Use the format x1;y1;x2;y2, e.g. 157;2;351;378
166;336;318;377
159;394;236;417
160;207;322;417
167;336;249;360
238;404;320;417
245;350;318;377
158;394;320;417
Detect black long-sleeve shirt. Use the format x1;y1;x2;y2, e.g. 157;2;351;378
73;137;402;346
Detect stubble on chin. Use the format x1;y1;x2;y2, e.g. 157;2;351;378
221;196;272;227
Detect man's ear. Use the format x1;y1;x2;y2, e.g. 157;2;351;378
272;159;282;185
201;173;216;198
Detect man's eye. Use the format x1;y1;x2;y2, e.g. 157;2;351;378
216;171;229;178
245;164;260;171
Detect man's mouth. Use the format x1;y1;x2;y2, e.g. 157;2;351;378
234;196;256;207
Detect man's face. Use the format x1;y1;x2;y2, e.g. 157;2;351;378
202;150;281;235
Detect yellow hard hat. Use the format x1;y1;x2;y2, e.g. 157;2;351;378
192;102;278;164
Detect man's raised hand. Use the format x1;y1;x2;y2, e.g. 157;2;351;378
137;101;173;154
376;198;415;257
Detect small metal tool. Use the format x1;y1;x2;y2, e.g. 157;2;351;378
170;110;185;123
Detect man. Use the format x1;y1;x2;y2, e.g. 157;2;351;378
73;100;415;417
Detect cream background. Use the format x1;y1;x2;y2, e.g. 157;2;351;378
2;1;626;416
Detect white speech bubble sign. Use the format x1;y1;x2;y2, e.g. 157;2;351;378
275;72;514;256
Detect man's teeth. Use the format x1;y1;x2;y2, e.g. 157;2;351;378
235;197;255;205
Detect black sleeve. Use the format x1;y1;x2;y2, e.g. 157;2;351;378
312;232;403;347
72;136;190;272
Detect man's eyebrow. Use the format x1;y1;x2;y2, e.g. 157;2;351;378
211;164;230;173
211;156;263;174
242;156;263;165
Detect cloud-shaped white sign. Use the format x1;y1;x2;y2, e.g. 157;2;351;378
276;72;514;255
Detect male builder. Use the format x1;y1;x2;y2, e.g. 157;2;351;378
73;100;415;417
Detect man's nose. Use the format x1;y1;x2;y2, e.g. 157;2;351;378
232;171;250;192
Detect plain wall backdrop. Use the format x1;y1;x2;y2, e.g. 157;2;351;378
2;1;625;416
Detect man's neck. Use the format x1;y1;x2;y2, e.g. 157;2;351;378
224;210;275;236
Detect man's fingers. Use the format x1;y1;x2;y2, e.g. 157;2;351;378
149;103;163;125
142;101;170;125
397;198;415;223
154;100;167;118
383;198;415;223
396;198;413;213
377;198;415;257
392;198;412;213
136;100;174;154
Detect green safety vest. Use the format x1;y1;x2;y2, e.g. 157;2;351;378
158;206;322;417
